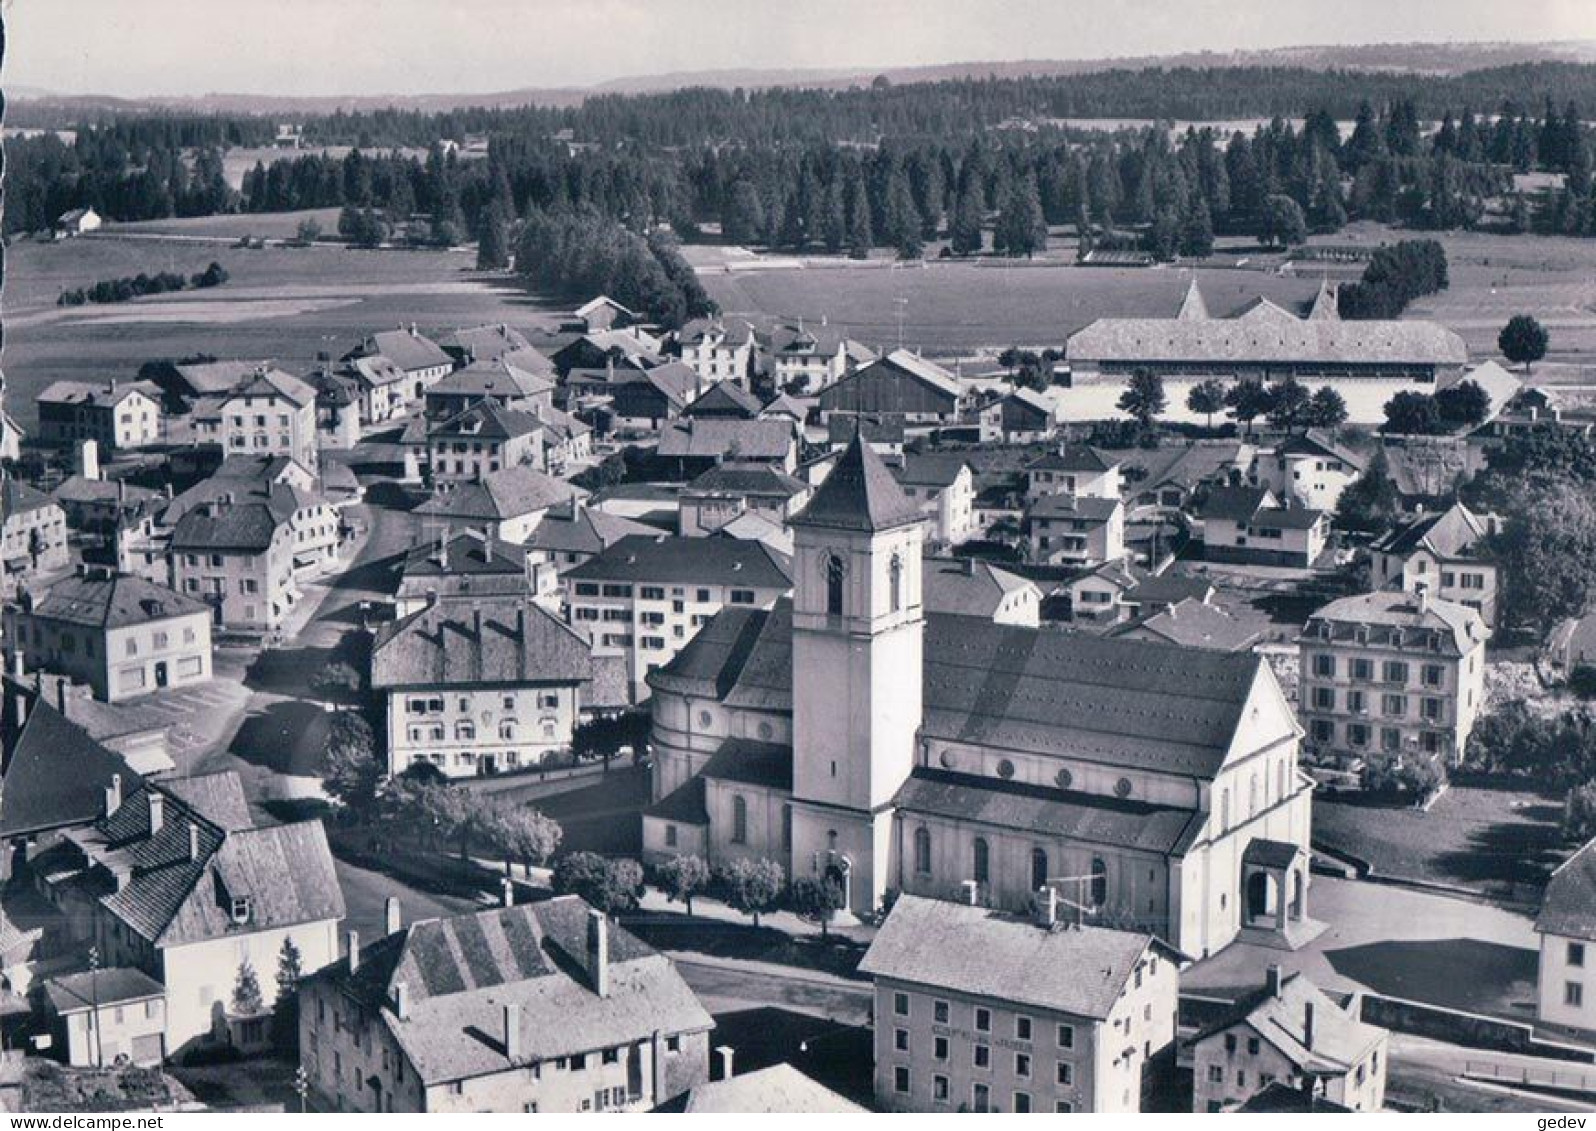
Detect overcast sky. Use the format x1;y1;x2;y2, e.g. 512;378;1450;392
6;0;1596;98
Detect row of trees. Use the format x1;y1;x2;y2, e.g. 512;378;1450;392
1113;370;1349;435
1337;238;1450;319
57;261;227;306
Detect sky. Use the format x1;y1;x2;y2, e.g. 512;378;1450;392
5;0;1596;98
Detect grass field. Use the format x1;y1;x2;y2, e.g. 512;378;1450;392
2;215;560;430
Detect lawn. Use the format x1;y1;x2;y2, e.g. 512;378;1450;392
1313;784;1568;897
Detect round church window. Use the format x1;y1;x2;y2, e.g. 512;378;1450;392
698;710;713;728
1115;777;1133;798
997;759;1015;780
757;721;774;740
1056;768;1073;790
939;749;958;770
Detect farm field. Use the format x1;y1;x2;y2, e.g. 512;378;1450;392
70;206;347;242
2;218;558;431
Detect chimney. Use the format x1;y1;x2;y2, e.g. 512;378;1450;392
147;791;164;835
346;930;360;974
587;909;609;998
10;649;23;680
1036;885;1059;929
962;556;975;577
55;677;68;717
384;896;402;936
502;876;515;908
78;439;101;482
1266;964;1283;998
1414;583;1430;615
394;981;410;1020
189;824;200;861
961;879;980;906
716;1045;735;1081
105;773;123;817
503;1002;522;1060
1302;1001;1315;1050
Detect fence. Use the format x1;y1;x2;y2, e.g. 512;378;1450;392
1464;1059;1596;1096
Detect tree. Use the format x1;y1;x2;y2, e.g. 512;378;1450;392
1186;378;1227;431
788;875;846;939
271;937;303;1051
1116;369;1166;431
1334;448;1401;535
994;175;1047;258
717;857;785;927
296;217;322;244
322;712;381;815
1360;752;1444;800
1499;314;1549;372
1381;391;1445;436
949;182;984;256
1495;479;1596;634
846;179;873;260
656;855;711;915
1224;379;1272;438
1434;379;1492;428
232;958;265;1017
1264;377;1311;433
483;805;562;876
476;204;511;270
553;852;644;915
1304;386;1349;432
1258;194;1308;248
1567;782;1596;842
310;660;363;701
1177;196;1214;258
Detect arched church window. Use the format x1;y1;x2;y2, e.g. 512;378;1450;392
913;827;931;874
1114;777;1132;799
732;796;748;844
1090;857;1108;906
889;553;904;613
940;748;958;770
1056;768;1073;790
825;554;846;616
973;837;990;884
1030;847;1049;892
996;758;1015;780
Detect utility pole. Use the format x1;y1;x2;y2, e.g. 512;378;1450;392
88;945;103;1069
894;297;908;352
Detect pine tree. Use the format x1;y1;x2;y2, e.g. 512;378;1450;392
476;202;511;270
846;180;873;260
232;958;265;1017
949;182;984;256
271;937;304;1050
995;174;1047;258
820;176;847;254
1178;196;1214;258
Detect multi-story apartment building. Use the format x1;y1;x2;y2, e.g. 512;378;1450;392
414;465;582;545
1370;502;1500;628
563;535;791;702
523;501;656;603
1025;444;1122;504
1027;494;1125;567
342;325;455;402
170;498;297;632
1297;590;1487;767
890;454;978;547
370;596;594;778
36;380;164;451
1199;486;1327;569
6;571;212;701
1537;839;1596;1035
678;463;809;538
1;480;71;586
1191;966;1388;1113
676;317;755;388
424;400;545;486
218;367;319;473
860;894;1181;1114
1249;430;1364;513
298;897;713;1113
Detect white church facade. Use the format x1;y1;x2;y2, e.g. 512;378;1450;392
642;437;1315;959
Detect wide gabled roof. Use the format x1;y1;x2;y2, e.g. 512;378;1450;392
684;462;807;501
169;500;282;552
1369;502;1488;559
437;322;533;362
223;367;316;408
923;557;1038;620
657;418;795;463
401;530;527;580
1540;838;1596;939
565;534;792;590
1029;493;1122;522
677;1065;868;1114
28;573;209;629
1112;599;1259;653
868;349;963;399
792;435;922;533
37;380;161;408
348;328;453;373
414;465;581;523
524;501;655;556
890;452;971;489
2;479;57;518
1028;443;1119;474
427;356;555;401
1275;428;1366;472
1193;972;1385;1075
0;703;142;839
427;399;544;443
859;894;1174;1020
684;382;763;419
1305;590;1484;655
372;597;593;690
45;968;166;1014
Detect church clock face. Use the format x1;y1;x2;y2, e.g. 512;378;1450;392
1056;768;1073;790
1114;777;1133;799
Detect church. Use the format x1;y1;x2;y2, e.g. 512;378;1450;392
641;437;1314;959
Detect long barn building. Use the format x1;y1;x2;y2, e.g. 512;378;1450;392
1066;281;1467;385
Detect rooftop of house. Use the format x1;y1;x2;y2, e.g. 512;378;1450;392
346;326;454;373
222;367;317;408
683;382;764;420
831;349;961;401
1027;443;1119;474
860;894;1175;1020
889;452;971;490
371;597;593;690
712;511;794;555
401;530;527;580
1272;428;1366;472
657;418;796;463
1029;493;1122;522
44;967;166;1015
525;500;657;557
684;462;808;501
168;500;284;553
414;465;582;523
922;556;1038;620
793;435;922;533
24;572;210;630
565;533;792;590
1304;590;1485;655
1538;837;1596;940
1121;441;1253;496
2;479;59;519
0;701;144;839
310;896;712;1086
427;399;545;443
427;356;556;401
165;359;271;396
1199;485;1323;530
344;354;407;389
37;379;162;408
1112;598;1260;652
1369;502;1491;560
1192;969;1386;1077
670;1064;868;1114
52;476;158;508
437;322;533;362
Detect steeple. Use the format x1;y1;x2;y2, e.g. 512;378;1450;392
793;434;921;534
1308;277;1340;321
1176;278;1210;321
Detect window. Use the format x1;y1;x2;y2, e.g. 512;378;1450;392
933;1075;949;1104
1351;658;1373;681
933;1000;950;1024
893;1066;910;1095
640;586;665;600
972;1083;990;1112
729;589;755;605
731;796;748;844
125;638;138;657
1056;1061;1073;1085
933;1035;949;1061
1383;660;1409;684
889;553;903;613
1090;858;1108;907
1382;693;1407;717
1313;686;1335;710
894;1028;909;1052
1423;663;1444;687
973;1044;990;1069
1016;1016;1032;1041
1014;1092;1031;1113
825;554;845;616
1568;982;1585;1008
1208;1065;1224;1083
973;837;990;884
1056;1024;1074;1049
1031;847;1049;892
1014;1052;1031;1078
893;992;909;1017
1312;654;1335;677
664;824;677;848
1056;1100;1074;1113
975;1007;991;1033
1224;1033;1237;1053
1572;943;1587;968
913;827;931;874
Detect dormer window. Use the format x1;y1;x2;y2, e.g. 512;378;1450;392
231;896;253;925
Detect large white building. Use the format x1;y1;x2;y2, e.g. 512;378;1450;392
642;437;1313;960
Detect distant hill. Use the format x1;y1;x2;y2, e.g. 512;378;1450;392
12;39;1596;119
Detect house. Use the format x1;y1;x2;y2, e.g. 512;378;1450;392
656;419;799;477
1369;502;1499;628
6;571;212;702
1250;430;1365;512
606;363;700;431
342;327;454;401
825;413;905;458
304;369;364;450
889;454;978;546
712;511;795;556
169;498;296;632
766;323;869;394
816;350;962;425
1298;590;1487;767
665;1062;867;1113
142;359;269;408
678;463;809;538
676;318;755;388
36;381;163;451
531;404;593;475
393;531;530;619
340;354;411;425
1190;966;1387;1113
1026;494;1125;567
1025;444;1122;505
1111;599;1260;652
414;464;582;545
642;437;1314;957
1443;359;1523;430
1198;486;1326;569
422;354;556;421
371;596;595;778
298;896;712;1112
992;387;1058;443
2;480;71;586
52;474;158;541
1060;561;1216;627
54;207;102;238
437;322;534;368
1536;838;1596;1035
574;295;640;333
552;331;663;378
41;967;168;1068
423;400;545;486
859;893;1181;1113
33;771;344;1054
564;534;792;703
1067;281;1467;385
1121;442;1253;511
217;367;320;473
683;381;764;420
1483;385;1596;441
164;456;343;583
921;556;1040;626
1548;614;1596;682
523;501;656;602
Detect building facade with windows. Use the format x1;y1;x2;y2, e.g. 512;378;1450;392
37;381;163;451
169;500;297;632
217;368;319;473
1027;494;1125;567
1536;838;1596;1034
1369;503;1500;628
859;894;1181;1113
